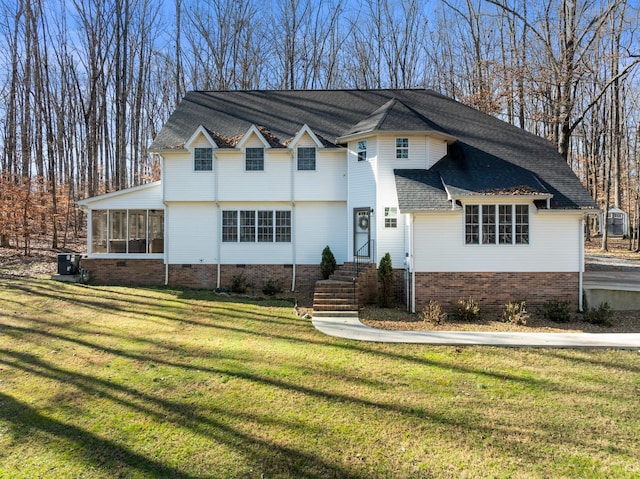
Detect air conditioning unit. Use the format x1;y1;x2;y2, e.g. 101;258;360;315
57;254;81;275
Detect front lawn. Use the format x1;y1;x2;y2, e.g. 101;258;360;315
1;277;639;478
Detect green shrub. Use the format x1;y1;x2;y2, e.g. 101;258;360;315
453;297;480;322
501;300;529;325
583;302;614;327
261;279;283;296
421;300;447;325
541;299;573;323
320;245;337;280
378;252;394;308
230;273;248;294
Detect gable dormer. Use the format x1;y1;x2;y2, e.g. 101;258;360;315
289;125;324;171
236;124;272;149
237;125;272;172
185;125;217;172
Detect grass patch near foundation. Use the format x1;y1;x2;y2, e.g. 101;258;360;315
1;277;639;478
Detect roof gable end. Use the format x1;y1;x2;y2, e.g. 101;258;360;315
287;124;324;149
185;125;218;150
236;124;272;149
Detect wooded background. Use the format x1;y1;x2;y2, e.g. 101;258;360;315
1;0;639;252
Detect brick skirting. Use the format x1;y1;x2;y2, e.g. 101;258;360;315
80;258;165;286
79;258;322;298
413;271;579;314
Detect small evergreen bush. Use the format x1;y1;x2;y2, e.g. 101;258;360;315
320;245;337;280
541;299;572;323
421;300;447;325
501;300;529;325
261;278;283;296
378;252;394;308
230;273;248;294
453;297;480;322
583;302;614;327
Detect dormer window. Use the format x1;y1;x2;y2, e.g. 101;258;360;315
245;147;264;171
194;148;213;171
297;147;316;171
396;138;408;159
357;140;367;161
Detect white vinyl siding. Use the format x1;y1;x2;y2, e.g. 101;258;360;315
412;209;582;272
294;202;347;264
166;202;217;264
217;150;292;201
347;138;377;260
164;151;215;201
81;182;163;210
294;149;346;201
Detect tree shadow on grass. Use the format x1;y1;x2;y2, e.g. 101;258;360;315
0;349;366;479
0;391;199;479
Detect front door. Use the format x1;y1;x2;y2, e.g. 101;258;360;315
354;208;371;258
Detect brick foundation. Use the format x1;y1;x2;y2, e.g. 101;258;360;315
80;258;165;286
413;271;579;314
169;264;217;289
78;258;322;298
217;263;320;299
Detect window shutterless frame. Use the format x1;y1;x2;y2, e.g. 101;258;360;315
465;204;529;245
221;210;291;243
245;147;264;171
194;147;213;171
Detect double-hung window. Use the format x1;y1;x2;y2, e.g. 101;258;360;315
297;147;316;170
396;138;408;159
357;140;367;161
245;147;264;171
222;211;238;242
384;207;398;228
275;211;291;242
257;211;273;242
194;148;213;171
465;204;529;245
240;210;256;242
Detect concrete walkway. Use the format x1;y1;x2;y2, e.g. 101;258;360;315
312;315;640;349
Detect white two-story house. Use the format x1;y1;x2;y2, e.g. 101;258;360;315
78;89;597;312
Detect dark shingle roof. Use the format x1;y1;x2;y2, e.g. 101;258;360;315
341;98;453;139
394;169;451;211
151;89;597;210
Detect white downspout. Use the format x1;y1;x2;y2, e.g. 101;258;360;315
164;205;169;285
291;149;296;292
579;216;584;311
158;153;169;286
215;150;221;289
411;213;416;313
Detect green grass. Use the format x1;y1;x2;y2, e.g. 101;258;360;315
1;277;639;478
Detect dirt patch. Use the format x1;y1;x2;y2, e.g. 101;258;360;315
585;236;639;258
0;237;85;278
